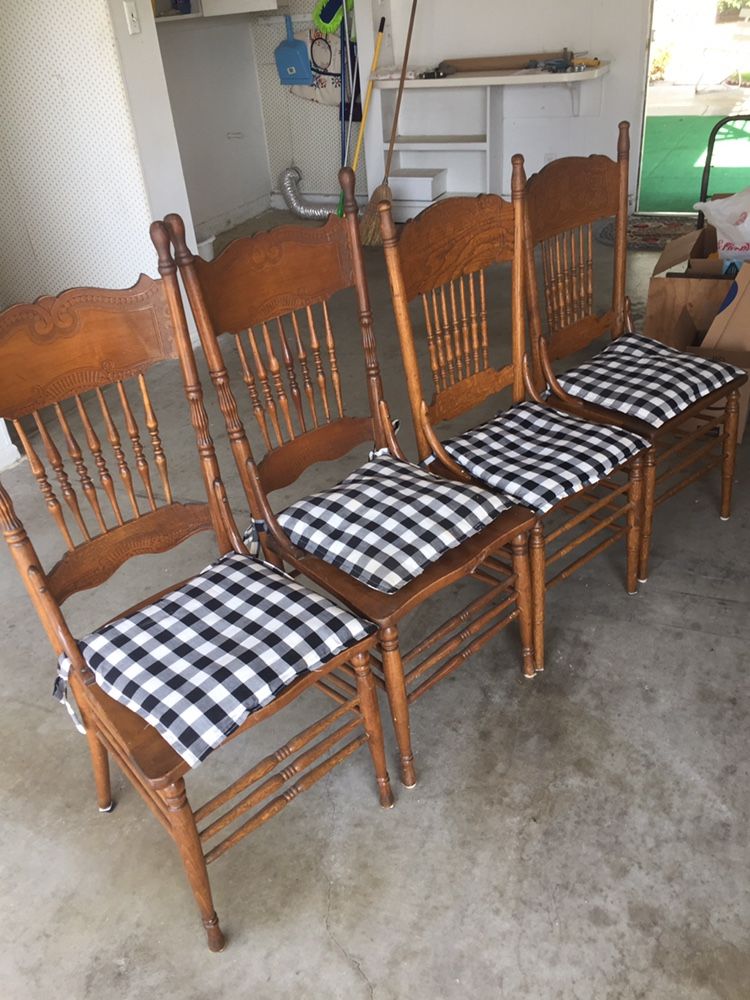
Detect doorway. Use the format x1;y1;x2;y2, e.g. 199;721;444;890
639;0;750;213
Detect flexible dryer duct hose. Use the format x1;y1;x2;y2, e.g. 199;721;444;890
280;166;333;220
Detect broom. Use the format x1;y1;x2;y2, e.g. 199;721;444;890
359;0;419;246
340;17;386;216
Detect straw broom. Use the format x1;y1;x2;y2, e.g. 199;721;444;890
359;0;419;246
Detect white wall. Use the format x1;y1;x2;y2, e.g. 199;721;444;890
361;0;652;198
107;0;195;242
157;15;272;239
0;1;157;305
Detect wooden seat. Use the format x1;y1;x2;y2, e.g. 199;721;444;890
156;169;538;791
379;155;649;671
0;275;394;951
523;121;747;581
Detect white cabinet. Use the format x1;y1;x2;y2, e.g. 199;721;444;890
154;0;277;22
202;0;278;14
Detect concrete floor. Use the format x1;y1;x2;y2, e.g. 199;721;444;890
0;228;748;999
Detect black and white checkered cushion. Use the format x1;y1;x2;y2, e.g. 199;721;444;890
557;333;745;429
276;450;514;594
58;553;376;768
442;401;649;515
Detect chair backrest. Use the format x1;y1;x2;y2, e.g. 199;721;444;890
379;155;528;462
160;169;391;525
0;270;230;662
524;121;630;377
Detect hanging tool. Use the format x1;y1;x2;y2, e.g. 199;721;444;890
274;15;313;86
312;0;354;35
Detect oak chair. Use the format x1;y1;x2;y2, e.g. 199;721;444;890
523;121;747;581
158;168;538;790
379;155;650;670
0;273;394;951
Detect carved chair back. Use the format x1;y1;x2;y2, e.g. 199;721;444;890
0;273;230;667
161;173;391;540
524;121;630;378
380;155;528;463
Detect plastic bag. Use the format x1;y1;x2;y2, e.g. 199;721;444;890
694;186;750;261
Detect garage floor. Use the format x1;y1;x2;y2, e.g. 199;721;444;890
0;236;747;999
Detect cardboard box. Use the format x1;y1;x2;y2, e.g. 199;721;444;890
643;226;733;343
644;245;750;441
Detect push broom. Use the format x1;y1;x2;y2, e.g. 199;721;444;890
359;0;419;246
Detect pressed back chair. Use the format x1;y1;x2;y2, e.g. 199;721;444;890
160;168;538;790
380;155;650;670
0;270;394;950
523;121;747;581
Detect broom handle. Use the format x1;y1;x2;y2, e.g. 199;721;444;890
384;0;418;182
351;17;386;173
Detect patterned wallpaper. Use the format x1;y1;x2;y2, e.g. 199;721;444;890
0;2;154;306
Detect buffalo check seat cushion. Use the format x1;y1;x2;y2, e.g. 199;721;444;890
556;333;746;429
275;451;514;595
58;553;376;768
442;401;649;515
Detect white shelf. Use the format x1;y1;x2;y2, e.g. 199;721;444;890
155;12;203;22
368;59;610;217
386;134;488;152
372;64;609;89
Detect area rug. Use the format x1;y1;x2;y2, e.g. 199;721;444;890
597;215;697;251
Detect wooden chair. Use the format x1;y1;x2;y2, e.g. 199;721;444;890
0;273;394;951
379;155;650;671
157;169;538;791
523;121;747;581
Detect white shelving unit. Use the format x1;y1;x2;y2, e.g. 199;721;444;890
371;64;610;221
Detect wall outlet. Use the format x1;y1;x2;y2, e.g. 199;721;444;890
123;1;141;35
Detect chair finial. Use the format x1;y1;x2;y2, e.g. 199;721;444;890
511;153;527;201
150;221;175;277
339;167;358;216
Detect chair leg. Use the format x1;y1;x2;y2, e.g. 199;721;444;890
529;522;546;673
626;454;643;596
162;779;225;953
638;447;657;583
511;532;537;678
78;703;114;812
351;650;394;808
378;624;417;789
720;390;740;521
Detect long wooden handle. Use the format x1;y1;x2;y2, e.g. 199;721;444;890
351;17;386;174
384;0;418;181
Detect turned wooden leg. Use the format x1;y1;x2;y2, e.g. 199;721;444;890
77;701;114;812
511;532;537;678
351;650;394;808
720;390;740;521
162;780;225;952
638;447;657;583
378;625;416;788
626;455;643;596
529;522;546;673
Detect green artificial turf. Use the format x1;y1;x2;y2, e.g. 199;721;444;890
638;114;750;212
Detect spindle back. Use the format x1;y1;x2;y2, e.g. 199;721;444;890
0;274;227;630
380;156;528;462
161;169;390;510
524;122;630;375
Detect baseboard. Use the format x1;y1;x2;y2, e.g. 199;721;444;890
194;193;272;242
